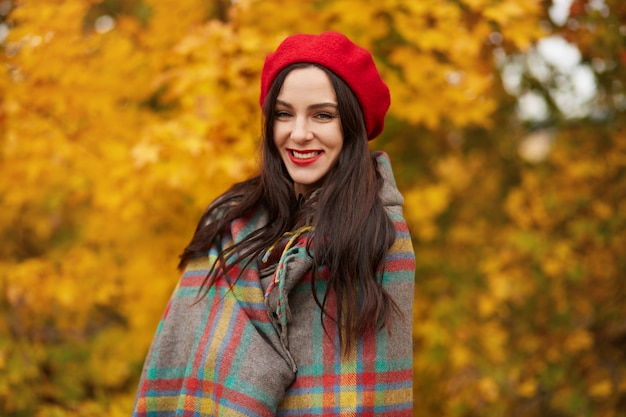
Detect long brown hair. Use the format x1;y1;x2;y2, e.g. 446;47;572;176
179;63;399;351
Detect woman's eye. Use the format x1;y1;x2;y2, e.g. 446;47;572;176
274;111;291;119
315;112;336;121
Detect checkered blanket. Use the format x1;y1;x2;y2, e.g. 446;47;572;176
132;152;415;416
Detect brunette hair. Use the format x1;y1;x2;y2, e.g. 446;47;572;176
179;63;399;352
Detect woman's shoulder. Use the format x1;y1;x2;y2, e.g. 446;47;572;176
202;197;240;227
371;151;404;210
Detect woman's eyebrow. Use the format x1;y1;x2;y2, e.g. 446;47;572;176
275;99;293;108
275;99;338;110
308;102;338;110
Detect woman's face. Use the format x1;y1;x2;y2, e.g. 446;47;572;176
273;66;344;196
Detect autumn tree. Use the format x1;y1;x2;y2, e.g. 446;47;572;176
1;0;624;416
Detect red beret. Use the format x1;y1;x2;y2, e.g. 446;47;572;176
260;31;390;140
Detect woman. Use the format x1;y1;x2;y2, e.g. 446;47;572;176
133;31;415;416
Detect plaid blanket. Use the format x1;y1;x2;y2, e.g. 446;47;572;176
132;152;415;416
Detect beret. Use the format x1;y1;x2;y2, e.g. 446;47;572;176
260;31;390;140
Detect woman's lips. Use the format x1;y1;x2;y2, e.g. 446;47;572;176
288;149;323;165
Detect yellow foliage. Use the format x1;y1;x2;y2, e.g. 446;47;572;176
450;344;472;369
517;378;538;398
404;184;451;241
478;377;499;402
477;294;497;318
480;322;507;364
564;328;594;353
589;380;612;399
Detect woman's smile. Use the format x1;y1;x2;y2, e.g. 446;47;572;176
288;149;324;164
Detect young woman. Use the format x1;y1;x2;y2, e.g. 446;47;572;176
133;31;415;417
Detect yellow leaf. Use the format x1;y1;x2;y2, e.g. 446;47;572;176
589;380;612;398
478;377;499;402
517;378;537;398
564;328;593;353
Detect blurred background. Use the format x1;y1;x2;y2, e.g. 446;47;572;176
1;0;625;415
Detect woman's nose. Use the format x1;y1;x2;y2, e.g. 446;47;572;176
289;117;314;142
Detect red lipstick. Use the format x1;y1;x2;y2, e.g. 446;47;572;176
288;149;323;166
